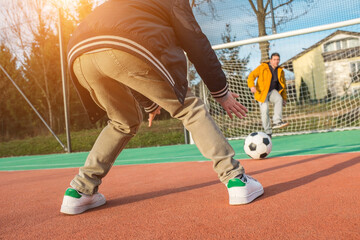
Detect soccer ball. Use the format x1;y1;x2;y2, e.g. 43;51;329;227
243;132;272;159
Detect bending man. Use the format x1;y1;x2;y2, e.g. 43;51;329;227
60;0;264;215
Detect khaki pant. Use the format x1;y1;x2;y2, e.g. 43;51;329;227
71;49;244;195
258;89;284;135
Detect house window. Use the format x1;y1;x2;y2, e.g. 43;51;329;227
324;42;336;52
341;39;348;48
348;38;360;48
324;38;360;52
350;61;360;83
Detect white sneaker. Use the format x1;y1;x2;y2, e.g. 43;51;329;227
272;121;289;129
60;188;106;215
227;174;264;205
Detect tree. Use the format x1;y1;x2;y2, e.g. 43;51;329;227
75;0;95;22
21;20;63;132
192;0;314;62
197;23;251;117
218;24;249;77
218;24;251;109
187;23;250;114
0;0;63;133
247;0;313;62
0;0;102;139
0;44;34;139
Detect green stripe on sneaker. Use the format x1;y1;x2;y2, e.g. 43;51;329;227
64;188;82;198
227;178;246;188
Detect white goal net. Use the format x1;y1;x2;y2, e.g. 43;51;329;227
190;22;360;139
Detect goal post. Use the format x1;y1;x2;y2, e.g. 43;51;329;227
190;19;360;139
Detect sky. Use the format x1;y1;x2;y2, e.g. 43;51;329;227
0;0;106;62
192;0;360;73
1;0;359;75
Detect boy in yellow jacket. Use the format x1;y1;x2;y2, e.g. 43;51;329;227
247;53;289;138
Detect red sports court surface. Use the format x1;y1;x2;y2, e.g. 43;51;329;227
1;151;359;239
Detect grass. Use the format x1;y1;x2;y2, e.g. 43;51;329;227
0;119;185;158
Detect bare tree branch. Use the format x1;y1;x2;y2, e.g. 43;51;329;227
264;0;271;11
272;0;295;13
248;0;258;14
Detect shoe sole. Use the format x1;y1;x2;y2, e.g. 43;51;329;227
60;197;106;215
273;122;289;129
228;187;264;205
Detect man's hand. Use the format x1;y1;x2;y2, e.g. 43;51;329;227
215;91;248;119
250;87;257;93
148;106;161;127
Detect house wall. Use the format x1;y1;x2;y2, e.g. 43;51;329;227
327;33;356;41
350;82;360;95
325;56;360;97
293;45;327;101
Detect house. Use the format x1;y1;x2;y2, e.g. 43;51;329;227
282;30;360;101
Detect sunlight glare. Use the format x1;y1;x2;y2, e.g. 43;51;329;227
50;0;72;9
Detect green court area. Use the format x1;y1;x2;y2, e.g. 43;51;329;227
1;130;359;171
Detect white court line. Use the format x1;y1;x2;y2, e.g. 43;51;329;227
1;143;359;164
0;153;203;165
1;150;360;171
0;162;81;169
114;155;203;162
0;155;204;168
270;144;360;153
1;145;359;170
0;154;85;164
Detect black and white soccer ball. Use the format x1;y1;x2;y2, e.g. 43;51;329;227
243;132;272;159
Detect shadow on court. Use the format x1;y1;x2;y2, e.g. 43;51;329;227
105;179;220;208
248;153;330;175
259;155;360;201
1;152;359;239
105;152;360;208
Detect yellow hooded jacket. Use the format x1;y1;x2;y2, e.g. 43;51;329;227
247;62;287;103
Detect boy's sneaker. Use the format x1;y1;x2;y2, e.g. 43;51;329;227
60;188;106;215
272;121;289;129
227;174;264;205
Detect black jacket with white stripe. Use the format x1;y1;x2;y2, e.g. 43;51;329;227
67;0;228;123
